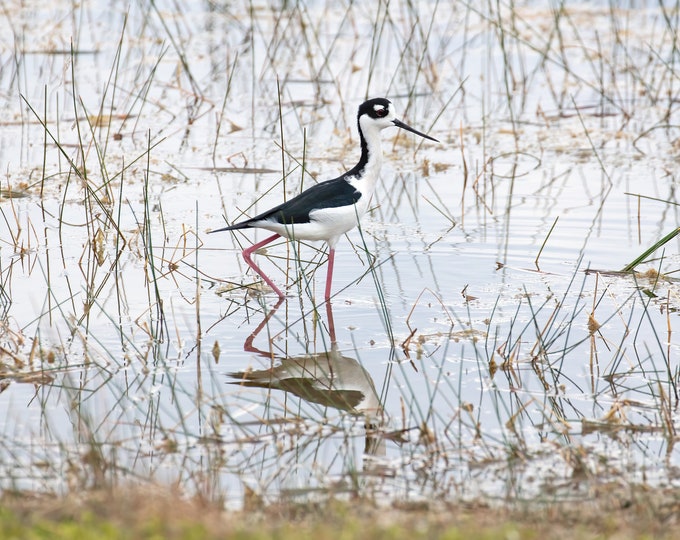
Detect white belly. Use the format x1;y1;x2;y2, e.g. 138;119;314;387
258;197;371;247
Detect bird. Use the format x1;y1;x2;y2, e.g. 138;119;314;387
211;97;438;301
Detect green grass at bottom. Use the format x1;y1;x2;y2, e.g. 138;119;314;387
0;490;675;540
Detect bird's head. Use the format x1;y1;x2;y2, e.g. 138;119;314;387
357;98;438;142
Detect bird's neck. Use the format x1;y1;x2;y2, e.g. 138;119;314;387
350;124;383;188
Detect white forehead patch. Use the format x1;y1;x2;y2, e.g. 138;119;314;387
373;104;386;112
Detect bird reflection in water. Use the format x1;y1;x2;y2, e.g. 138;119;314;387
229;299;385;456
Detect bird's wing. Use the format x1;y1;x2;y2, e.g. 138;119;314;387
218;177;361;231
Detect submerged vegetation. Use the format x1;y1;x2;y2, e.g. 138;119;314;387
0;0;678;533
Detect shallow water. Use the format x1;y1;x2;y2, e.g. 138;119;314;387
0;0;679;506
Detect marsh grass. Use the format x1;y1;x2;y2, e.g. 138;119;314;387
622;227;680;273
0;1;679;527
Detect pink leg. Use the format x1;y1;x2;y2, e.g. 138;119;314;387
325;301;336;343
324;248;335;302
242;233;285;298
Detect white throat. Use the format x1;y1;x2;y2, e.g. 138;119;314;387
357;115;385;189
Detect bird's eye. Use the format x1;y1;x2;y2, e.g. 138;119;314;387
375;107;388;118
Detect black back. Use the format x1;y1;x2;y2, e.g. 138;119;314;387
217;176;361;230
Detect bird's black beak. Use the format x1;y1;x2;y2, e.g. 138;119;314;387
393;118;439;142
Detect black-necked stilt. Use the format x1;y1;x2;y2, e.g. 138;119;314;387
211;97;438;300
